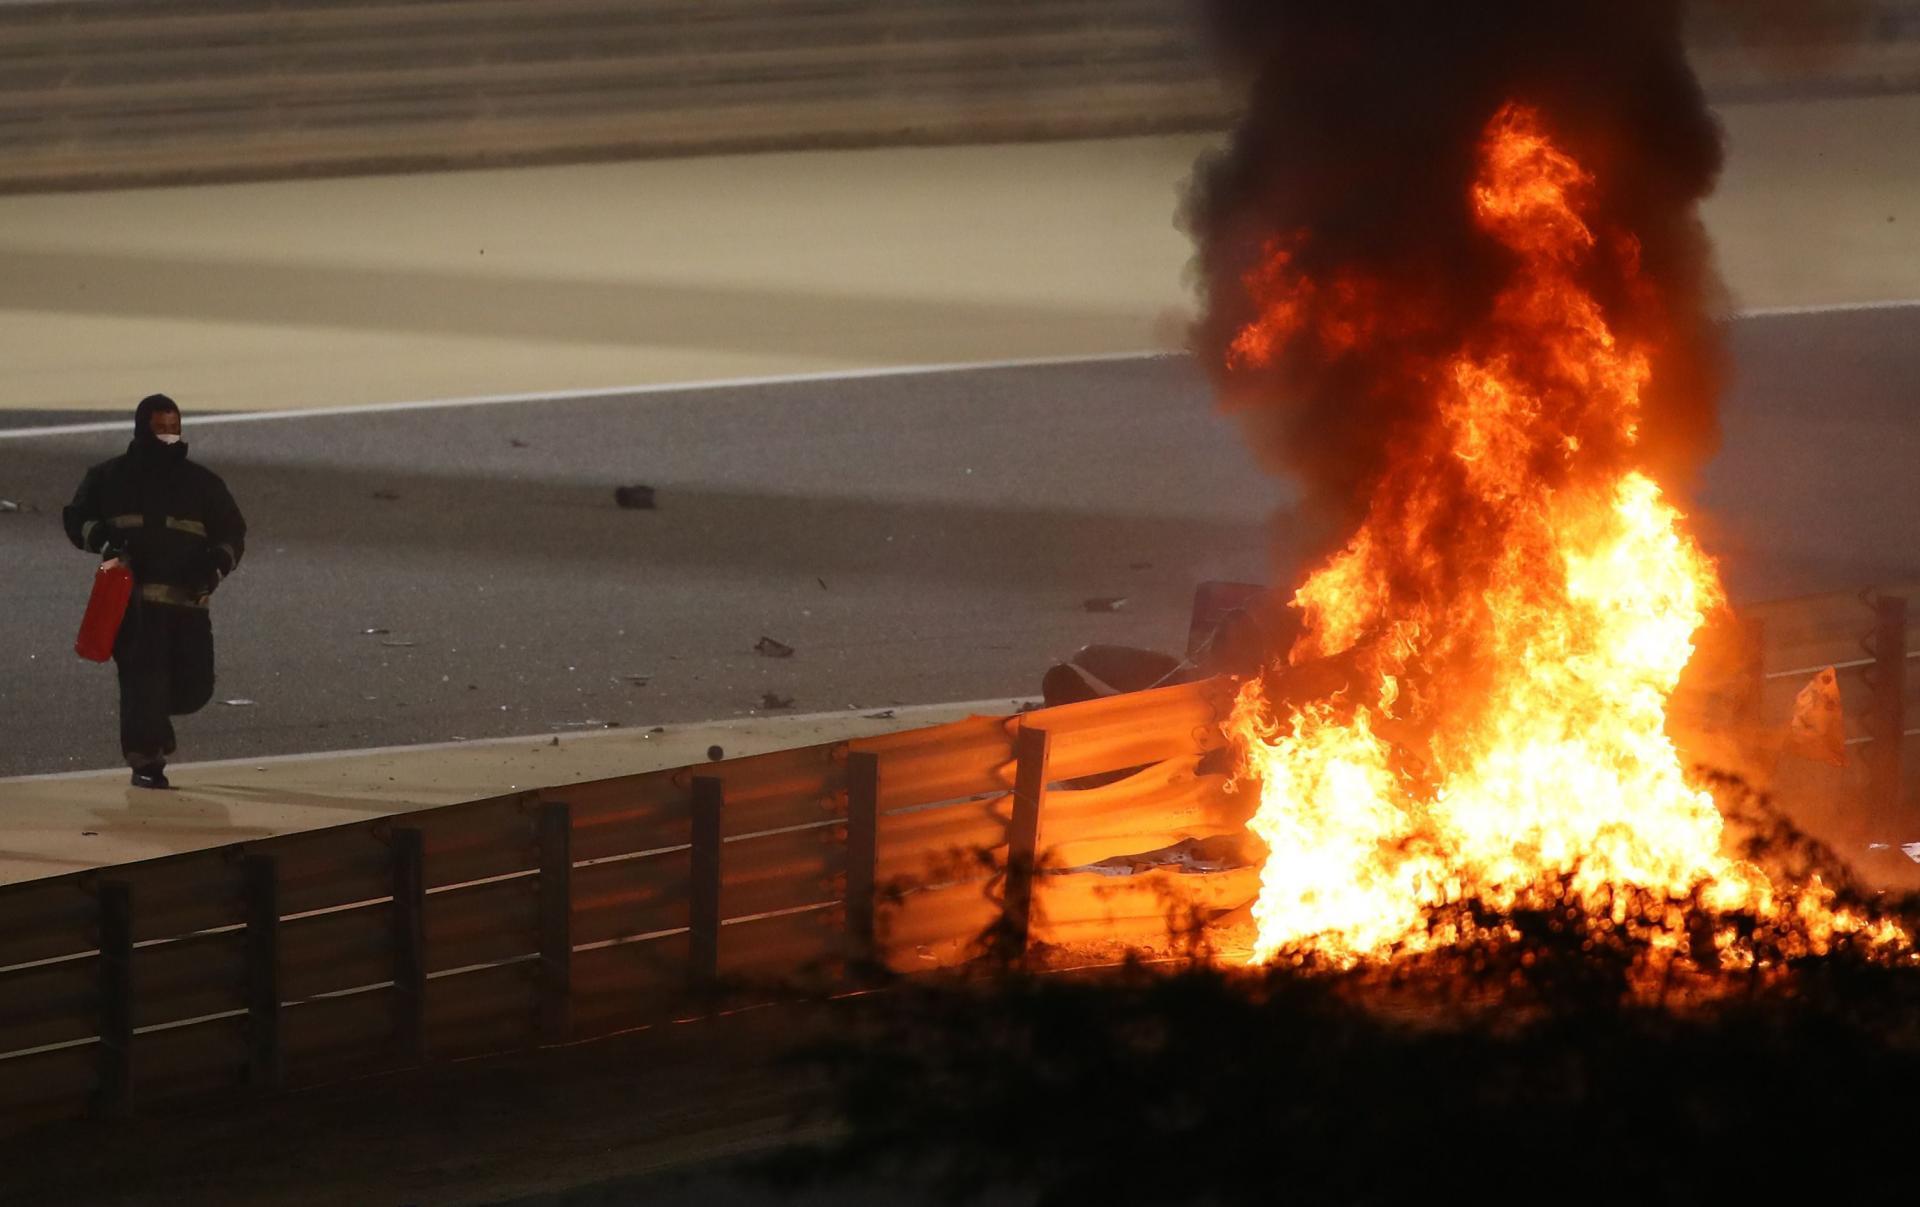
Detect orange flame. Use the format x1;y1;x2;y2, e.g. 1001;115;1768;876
1227;103;1900;967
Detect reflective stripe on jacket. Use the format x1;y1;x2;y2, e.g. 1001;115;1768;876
63;444;247;594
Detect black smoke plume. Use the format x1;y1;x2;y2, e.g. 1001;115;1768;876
1184;0;1728;538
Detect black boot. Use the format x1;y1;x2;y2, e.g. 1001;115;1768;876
131;764;172;790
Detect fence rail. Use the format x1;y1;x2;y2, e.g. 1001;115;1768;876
0;0;1917;192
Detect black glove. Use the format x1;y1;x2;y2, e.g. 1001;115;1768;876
95;533;129;564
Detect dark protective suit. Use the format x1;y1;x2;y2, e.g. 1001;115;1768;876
62;398;247;768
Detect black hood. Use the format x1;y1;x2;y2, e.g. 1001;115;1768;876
130;393;187;462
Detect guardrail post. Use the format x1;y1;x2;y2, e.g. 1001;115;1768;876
244;854;282;1088
1002;725;1050;963
1867;596;1908;829
538;802;573;1043
390;827;426;1063
91;880;132;1119
689;777;724;994
845;751;881;976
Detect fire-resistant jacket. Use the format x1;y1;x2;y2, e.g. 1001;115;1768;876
62;441;246;609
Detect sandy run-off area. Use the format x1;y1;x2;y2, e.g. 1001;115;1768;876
0;95;1915;420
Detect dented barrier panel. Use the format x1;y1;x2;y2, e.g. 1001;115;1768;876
1038;756;1249;870
1023;680;1229;781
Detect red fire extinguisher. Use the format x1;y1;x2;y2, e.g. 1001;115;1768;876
76;559;134;663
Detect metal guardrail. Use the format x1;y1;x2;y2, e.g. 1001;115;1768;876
0;0;1915;191
1736;588;1915;827
0;0;1223;191
0;679;1247;1133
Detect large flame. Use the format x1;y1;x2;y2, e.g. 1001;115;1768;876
1227;104;1893;967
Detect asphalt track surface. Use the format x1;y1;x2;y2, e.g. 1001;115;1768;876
2;305;1916;779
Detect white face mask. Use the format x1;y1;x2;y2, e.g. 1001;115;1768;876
156;433;181;445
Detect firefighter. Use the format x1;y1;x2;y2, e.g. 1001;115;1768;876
62;395;247;789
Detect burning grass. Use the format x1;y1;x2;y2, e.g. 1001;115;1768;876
772;874;1920;1205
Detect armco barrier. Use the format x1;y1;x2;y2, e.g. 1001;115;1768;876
0;678;1252;1133
0;0;1917;192
0;0;1225;191
1741;587;1917;826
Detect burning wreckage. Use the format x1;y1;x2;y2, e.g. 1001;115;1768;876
1040;0;1915;982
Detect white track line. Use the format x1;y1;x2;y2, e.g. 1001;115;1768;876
0;351;1172;441
5;300;1913;442
1737;299;1920;318
0;696;1033;784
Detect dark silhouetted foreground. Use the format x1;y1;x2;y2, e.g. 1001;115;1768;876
772;878;1920;1206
